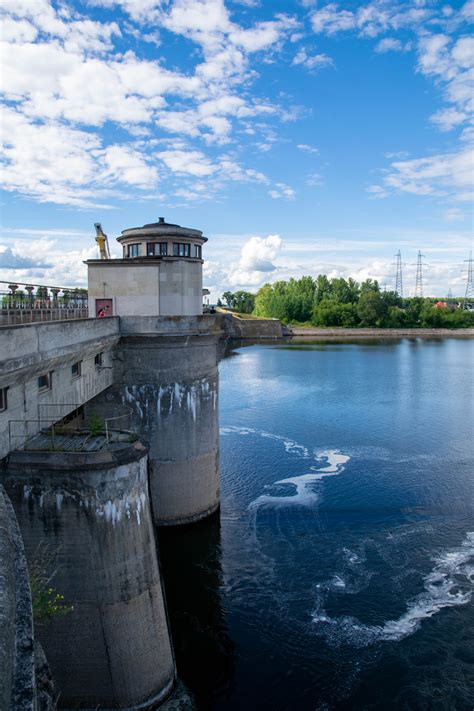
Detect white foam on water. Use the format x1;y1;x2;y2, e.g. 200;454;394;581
220;425;310;459
311;531;474;647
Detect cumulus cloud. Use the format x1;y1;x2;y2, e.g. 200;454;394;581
239;234;283;272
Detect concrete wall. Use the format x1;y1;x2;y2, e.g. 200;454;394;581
159;260;202;317
88;262;160;317
0;485;35;711
4;442;176;709
87;259;203;318
0;318;120;459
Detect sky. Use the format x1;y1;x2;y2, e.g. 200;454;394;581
0;0;473;299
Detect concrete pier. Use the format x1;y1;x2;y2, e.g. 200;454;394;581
4;438;175;709
88;318;221;526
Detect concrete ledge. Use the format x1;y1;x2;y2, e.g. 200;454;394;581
119;314;222;337
6;439;148;472
289;327;474;338
219;314;285;339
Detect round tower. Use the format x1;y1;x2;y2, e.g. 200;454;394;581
86;217;207;318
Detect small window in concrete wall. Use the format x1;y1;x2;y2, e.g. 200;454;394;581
127;243;140;257
96;299;113;317
193;244;202;258
0;387;8;411
173;242;191;257
94;352;104;367
38;373;52;392
71;361;82;378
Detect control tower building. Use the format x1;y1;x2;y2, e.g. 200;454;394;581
86;217;206;317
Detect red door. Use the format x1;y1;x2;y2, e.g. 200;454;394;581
95;299;113;317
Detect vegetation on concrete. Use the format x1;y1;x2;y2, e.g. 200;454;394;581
248;276;474;328
29;544;73;624
88;411;105;436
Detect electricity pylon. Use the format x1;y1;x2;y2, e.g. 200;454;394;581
464;251;473;308
395;250;403;297
414;251;425;298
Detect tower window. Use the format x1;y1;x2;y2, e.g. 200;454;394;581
94;352;104;367
127;243;140;257
192;244;202;258
147;242;168;256
71;361;82;378
173;242;191;257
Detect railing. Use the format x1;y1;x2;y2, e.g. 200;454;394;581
8;407;135;452
0;281;88;327
104;410;134;443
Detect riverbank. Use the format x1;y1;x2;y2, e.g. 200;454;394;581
289;327;474;339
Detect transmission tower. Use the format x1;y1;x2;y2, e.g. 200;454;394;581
414;250;425;298
464;251;473;307
395;250;403;297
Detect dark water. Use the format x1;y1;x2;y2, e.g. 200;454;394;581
160;338;474;710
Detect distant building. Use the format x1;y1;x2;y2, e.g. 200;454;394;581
86;217;206;317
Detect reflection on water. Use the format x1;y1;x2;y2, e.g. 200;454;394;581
158;514;235;709
161;339;474;710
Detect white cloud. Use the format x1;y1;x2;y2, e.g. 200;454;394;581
292;47;333;70
269;182;296;199
375;37;409;53
0;0;299;205
306;172;323;186
310;4;355;35
157;149;216;176
297;143;319;154
103;145;159;187
430;107;468;131
381;147;474;201
239;234;282;271
0;107;159;206
366;184;389;199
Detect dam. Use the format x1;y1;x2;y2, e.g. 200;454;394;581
0;218;283;709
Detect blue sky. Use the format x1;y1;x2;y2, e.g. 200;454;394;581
1;0;472;298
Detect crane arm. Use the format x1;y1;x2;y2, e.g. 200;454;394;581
94;223;111;259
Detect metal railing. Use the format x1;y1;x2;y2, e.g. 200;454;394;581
0;281;88;327
8;408;135;452
104;410;134;443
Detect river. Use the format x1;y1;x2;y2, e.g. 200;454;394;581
159;337;474;710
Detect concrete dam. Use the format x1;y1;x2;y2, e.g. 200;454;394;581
0;217;285;710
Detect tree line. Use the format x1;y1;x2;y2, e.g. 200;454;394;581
220;276;474;328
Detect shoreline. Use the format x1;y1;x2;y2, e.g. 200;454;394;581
288;327;474;339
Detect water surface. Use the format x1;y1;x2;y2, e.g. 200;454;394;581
160;338;474;710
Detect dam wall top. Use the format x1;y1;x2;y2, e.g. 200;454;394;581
0;317;120;384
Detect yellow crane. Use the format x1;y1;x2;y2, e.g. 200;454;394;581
94;223;111;259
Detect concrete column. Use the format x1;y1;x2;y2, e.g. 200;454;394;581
121;333;220;526
88;328;220;526
4;442;175;709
